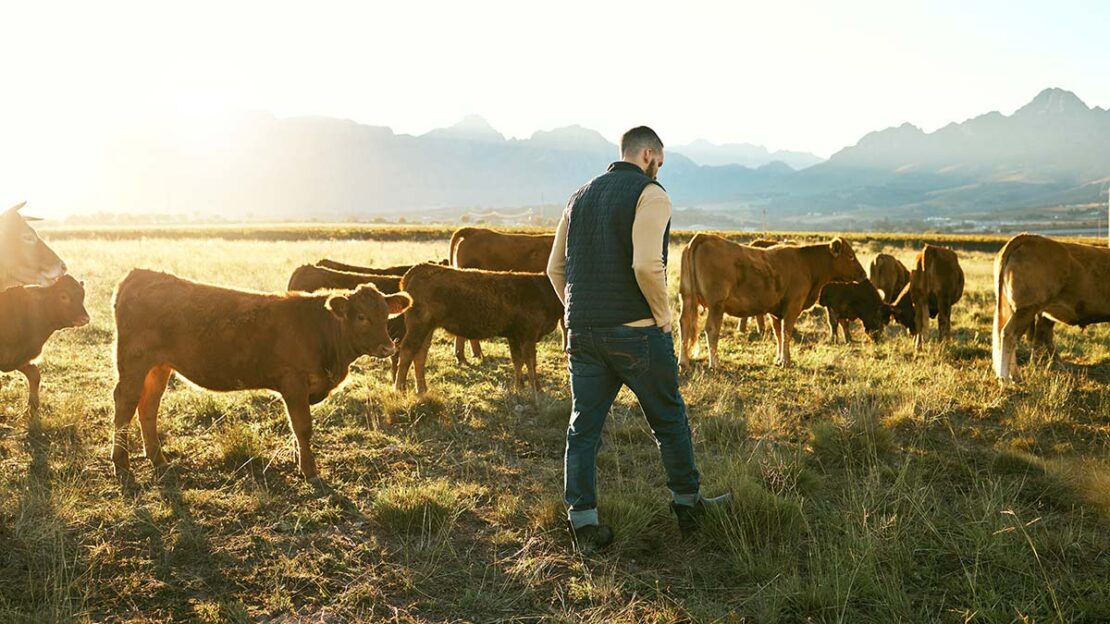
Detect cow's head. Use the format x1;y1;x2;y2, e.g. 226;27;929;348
882;284;916;333
855;280;885;342
44;275;90;329
1;202;66;289
327;283;412;358
828;238;867;282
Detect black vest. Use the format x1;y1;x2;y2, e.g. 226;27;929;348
563;161;670;329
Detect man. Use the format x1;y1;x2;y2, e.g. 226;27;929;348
547;126;730;552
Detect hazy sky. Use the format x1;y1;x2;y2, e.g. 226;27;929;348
2;0;1108;214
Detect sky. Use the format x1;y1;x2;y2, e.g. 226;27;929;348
1;0;1108;215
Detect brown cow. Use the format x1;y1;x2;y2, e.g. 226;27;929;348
1;202;67;290
314;259;448;276
287;264;406;380
993;234;1110;381
736;239;798;335
449;227;555;363
0;276;89;413
818;280;884;343
111;269;411;481
395;263;562;394
884;245;964;351
869;253;910;304
679;235;866;368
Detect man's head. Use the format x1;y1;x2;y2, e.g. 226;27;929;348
620;126;664;179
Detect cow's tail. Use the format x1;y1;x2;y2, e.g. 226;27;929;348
678;235;703;362
992;240;1013;378
449;227;475;267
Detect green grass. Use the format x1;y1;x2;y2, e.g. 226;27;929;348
0;232;1107;622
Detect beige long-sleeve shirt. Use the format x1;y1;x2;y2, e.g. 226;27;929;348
546;183;673;331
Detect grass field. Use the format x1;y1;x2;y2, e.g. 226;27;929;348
1;232;1108;623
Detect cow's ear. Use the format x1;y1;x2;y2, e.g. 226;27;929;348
2;201;26;219
385;292;413;318
326;295;350;319
829;238;844;257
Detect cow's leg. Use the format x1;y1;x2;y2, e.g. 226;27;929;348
525;340;540;395
705;305;726;368
737;316;748;334
914;298;929;352
1031;315;1057;361
508;339;525;391
470;339;483;360
771;316;785;365
395;323;428;393
756;314;767;336
779;307;802;367
280;386;318;480
137;365;172;468
841;320;853;344
826;309;839;343
678;293;700;367
937;299;952;342
390;353;399;384
999;307;1038;382
17;363;41;416
454;336;467;365
413;330;435;395
112;367;147;476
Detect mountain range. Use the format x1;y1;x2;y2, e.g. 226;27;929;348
85;88;1110;229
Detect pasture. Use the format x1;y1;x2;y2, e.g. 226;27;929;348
1;231;1109;623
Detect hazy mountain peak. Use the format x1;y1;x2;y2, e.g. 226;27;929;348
527;125;614;151
1015;87;1089;116
670;139;822;170
425;114;505;142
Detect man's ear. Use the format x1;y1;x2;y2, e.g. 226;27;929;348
326;295;350;319
385;292;413;318
830;238;844;257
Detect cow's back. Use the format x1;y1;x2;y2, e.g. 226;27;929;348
453;229;554;272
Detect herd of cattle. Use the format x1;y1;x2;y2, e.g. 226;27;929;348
2;201;1108;480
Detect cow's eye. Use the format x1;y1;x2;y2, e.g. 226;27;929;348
20;233;35;245
356;314;368;322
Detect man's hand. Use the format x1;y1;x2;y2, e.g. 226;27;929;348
661;323;672;334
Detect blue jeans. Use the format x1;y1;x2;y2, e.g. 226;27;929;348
564;325;701;526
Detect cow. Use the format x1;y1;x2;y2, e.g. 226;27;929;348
1;201;67;291
449;227;556;364
993;234;1110;381
818;280;884;343
394;263;563;395
869;253;910;304
679;234;866;368
111;269;411;481
884;245;964;351
736;239;798;335
0;276;89;414
287;264;406;380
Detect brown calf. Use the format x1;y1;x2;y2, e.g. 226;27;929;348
885;245;964;351
111;269;411;480
679;234;866;368
1;202;67;290
818;280;884;343
449;227;555;364
869;253;911;304
0;276;89;413
395;263;562;394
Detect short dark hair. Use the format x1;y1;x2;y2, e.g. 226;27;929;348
620;126;663;157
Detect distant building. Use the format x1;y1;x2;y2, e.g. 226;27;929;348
462;208;538;226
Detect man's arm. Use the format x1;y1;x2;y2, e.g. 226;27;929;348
630;184;673;331
546;210;569;306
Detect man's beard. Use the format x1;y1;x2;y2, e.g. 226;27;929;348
644;159;660;179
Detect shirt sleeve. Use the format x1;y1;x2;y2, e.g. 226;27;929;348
546;209;569;306
630;184;673;329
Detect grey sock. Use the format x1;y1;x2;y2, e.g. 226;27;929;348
672;491;700;507
568;508;599;529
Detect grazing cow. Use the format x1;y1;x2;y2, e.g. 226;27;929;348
885;245;964;351
287;264;406;380
679;234;866;368
735;239;800;335
1;202;67;290
818;280;884;343
111;269;411;480
449;227;556;363
395;263;562;394
0;276;89;413
869;253;910;304
993;234;1110;381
